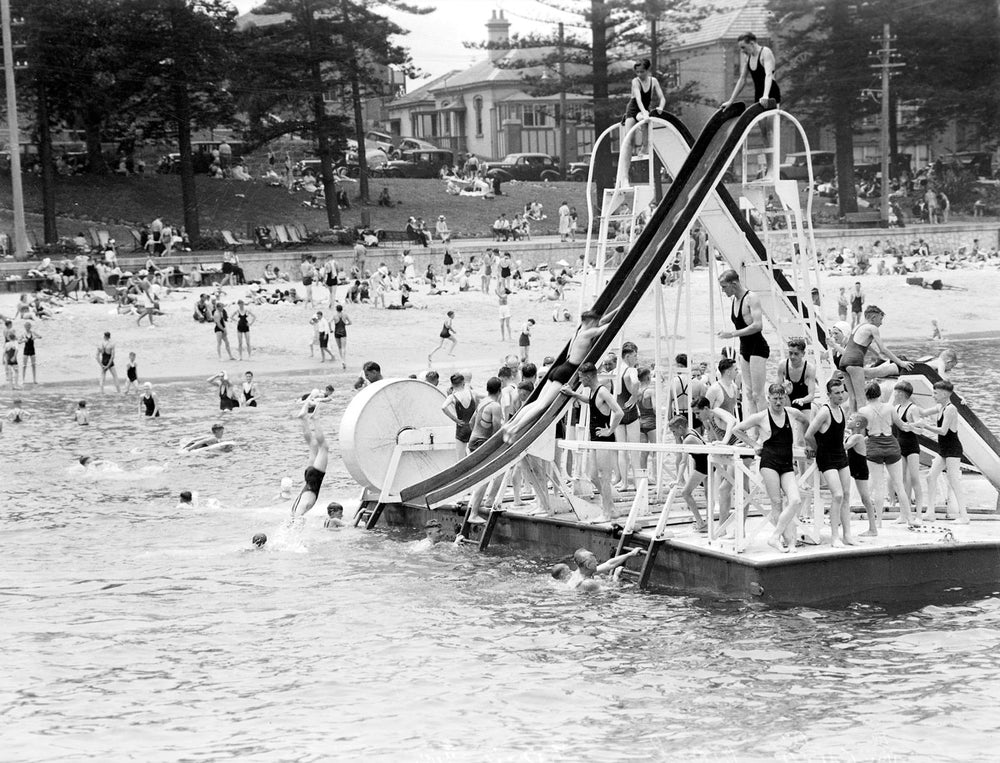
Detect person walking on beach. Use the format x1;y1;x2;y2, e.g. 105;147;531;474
429;310;458;362
498;289;512;342
731;383;812;553
138;382;160;418
19;321;38;385
849;282;864;329
234;299;257;361
718;269;768;415
518;318;534;363
213;301;236;361
332;304;350;369
96;331;120;394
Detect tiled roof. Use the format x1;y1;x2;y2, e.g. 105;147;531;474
674;0;773;50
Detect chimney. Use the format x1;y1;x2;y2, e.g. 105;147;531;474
486;9;511;63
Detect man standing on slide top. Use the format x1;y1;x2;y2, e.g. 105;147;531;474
722;31;781;172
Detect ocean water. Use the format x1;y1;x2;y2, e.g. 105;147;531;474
2;339;1000;761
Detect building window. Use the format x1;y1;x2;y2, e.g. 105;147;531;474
474;97;484;136
663;60;680;89
522;105;549;127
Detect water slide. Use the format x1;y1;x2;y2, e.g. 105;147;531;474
401;102;773;505
901;363;1000;492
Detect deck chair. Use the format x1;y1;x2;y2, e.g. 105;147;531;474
128;228;144;252
221;230;249;249
271;224;291;248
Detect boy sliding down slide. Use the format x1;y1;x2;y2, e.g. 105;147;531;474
503;305;621;442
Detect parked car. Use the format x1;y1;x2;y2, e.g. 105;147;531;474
393;138;440;157
567;161;589;181
382;149;455;179
779;150;836;182
485;153;562;182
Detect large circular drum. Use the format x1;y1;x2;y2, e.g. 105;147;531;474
340;378;457;494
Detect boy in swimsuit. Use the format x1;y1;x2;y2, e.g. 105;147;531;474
918;380;969;524
667;415;709;533
559;362;623;521
804;378;854;546
718;270;768;415
845;412;879;536
96;331;121;394
563;547;644;591
503;306;621;442
289;392;330;519
778;337;816;412
858;381;918;526
839;305;912;411
732;383;812;552
181;424;227;452
892;381;924;517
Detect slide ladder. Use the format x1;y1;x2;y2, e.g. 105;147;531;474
401;102;777;506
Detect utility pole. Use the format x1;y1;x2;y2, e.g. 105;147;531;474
1;0;28;260
872;22;903;223
558;21;567;175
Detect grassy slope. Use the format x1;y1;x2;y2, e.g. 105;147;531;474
0;173;592;248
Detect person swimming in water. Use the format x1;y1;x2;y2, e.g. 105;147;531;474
181;423;228;452
503;305;621;442
560;547;644;591
289;391;330;519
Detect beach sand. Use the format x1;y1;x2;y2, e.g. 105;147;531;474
0;267;994;397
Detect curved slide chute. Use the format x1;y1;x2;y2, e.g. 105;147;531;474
401;102;776;505
900;363;1000;492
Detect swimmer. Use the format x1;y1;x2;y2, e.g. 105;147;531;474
803;378;854;546
778;337;816;412
6;398;30;423
323;502;344;529
858;381;917;526
181;423;228;452
139;382;161;418
96;331;121;394
838;305;912;411
74;400;90;426
731;383;813;552
845;412;879;536
718;270;769;414
289;393;329;518
124;352;139;394
410;518;460;552
503;305;621;442
919;379;969;524
564;547;643;591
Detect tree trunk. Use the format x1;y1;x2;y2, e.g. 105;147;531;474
36;73;58;244
591;0;615;206
83;106;106;175
307;4;340;229
830;0;858;216
173;81;201;241
351;65;370;205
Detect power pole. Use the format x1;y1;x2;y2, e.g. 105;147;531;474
1;0;28;260
558;21;567;175
872;22;903;223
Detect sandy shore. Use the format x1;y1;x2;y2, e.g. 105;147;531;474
0;266;996;400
